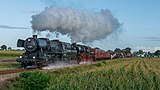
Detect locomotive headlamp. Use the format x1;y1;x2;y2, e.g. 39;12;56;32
28;39;31;41
33;56;36;59
20;56;22;58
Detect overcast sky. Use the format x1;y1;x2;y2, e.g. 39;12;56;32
0;0;160;52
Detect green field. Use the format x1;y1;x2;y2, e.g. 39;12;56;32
4;57;160;90
0;50;23;71
0;58;21;71
0;50;23;58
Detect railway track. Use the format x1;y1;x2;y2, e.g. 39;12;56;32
0;68;42;76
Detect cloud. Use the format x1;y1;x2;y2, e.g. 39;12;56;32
0;25;30;29
23;11;39;14
138;37;160;41
133;46;160;52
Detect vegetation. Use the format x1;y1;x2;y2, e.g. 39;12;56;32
6;58;160;90
10;71;51;90
45;58;160;90
0;58;21;71
0;50;23;71
2;71;50;90
154;50;160;57
1;45;7;50
0;50;23;58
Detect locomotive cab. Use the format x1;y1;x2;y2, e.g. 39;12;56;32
50;40;63;53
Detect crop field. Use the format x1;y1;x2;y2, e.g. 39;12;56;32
45;58;160;90
0;50;22;71
0;50;23;58
0;58;21;71
5;57;160;90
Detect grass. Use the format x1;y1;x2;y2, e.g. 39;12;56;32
0;62;21;71
0;50;23;58
0;50;22;71
3;57;160;90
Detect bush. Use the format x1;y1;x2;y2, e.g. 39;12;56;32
18;71;50;90
94;61;107;67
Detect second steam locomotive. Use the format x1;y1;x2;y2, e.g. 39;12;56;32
16;35;112;68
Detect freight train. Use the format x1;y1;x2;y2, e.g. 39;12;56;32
16;35;112;68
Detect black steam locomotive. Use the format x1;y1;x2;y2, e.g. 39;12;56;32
16;35;78;68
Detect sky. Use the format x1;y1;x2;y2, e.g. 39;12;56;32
0;0;160;52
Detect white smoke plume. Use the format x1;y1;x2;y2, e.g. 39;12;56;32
42;61;78;69
42;62;73;69
0;25;30;29
31;6;121;43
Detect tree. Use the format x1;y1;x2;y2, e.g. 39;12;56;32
107;50;113;53
121;47;132;57
154;50;160;57
114;48;121;53
1;45;7;50
8;47;12;50
133;51;138;56
138;50;143;54
114;48;123;58
125;47;131;54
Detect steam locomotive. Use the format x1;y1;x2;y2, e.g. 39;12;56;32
16;35;112;68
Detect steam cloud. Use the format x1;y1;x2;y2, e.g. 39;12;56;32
31;7;121;43
0;25;30;29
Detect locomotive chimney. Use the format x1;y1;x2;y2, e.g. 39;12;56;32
33;35;37;38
